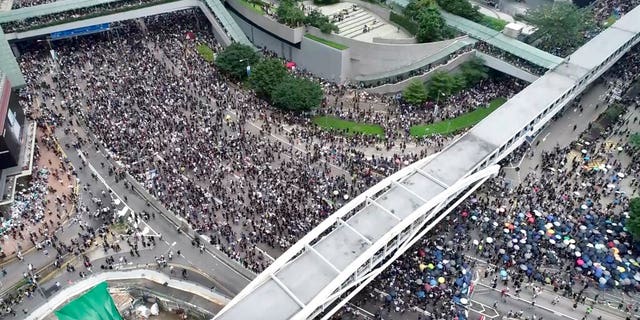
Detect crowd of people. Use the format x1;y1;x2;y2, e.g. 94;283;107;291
593;0;640;25
474;42;547;76
6;4;640;320
343;44;640;320
14;10;432;273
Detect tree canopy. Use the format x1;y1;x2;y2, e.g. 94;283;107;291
305;9;339;34
215;43;260;79
460;58;488;85
627;198;640;240
250;58;289;99
524;2;595;54
271;77;323;111
276;0;306;27
403;79;428;106
436;0;482;22
426;71;465;100
416;5;450;43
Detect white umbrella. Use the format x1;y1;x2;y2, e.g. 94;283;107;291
581;149;588;154
618;172;625;178
607;184;616;189
549;239;556;244
473;239;479;246
575;251;582;257
520;238;527;244
579;225;587;231
343;194;349;200
617;146;623;151
574;191;581;197
486;237;494;243
581;204;588;210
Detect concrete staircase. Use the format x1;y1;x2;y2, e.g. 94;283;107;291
334;7;384;38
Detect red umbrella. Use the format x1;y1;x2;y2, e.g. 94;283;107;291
185;31;196;40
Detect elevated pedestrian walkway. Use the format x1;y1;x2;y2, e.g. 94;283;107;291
0;0;250;45
440;11;564;69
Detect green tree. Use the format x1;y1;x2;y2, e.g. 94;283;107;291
426;71;457;100
524;2;595;53
626;198;640;239
460;58;488;85
416;6;448;43
403;79;428;105
305;9;339;34
630;133;640;149
436;0;482;21
404;0;437;20
215;43;261;79
276;0;306;27
250;58;289;98
271;77;323;111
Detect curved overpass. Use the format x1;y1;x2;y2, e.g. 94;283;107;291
26;268;230;320
214;5;640;320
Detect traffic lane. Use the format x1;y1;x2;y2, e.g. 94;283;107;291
56;139;251;295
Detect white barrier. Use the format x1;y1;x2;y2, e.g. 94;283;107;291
27;269;230;320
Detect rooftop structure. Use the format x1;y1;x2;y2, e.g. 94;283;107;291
214;5;640;320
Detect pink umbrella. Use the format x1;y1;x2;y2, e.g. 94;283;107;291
577;259;585;266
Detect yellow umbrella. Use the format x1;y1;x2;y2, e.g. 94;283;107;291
419;263;427;272
438;277;445;284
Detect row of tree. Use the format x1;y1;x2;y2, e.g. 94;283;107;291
402;58;488;105
213;43;323;111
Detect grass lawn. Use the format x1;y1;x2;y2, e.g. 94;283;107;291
237;0;265;15
312;116;385;136
410;97;507;137
305;34;349;50
196;44;215;63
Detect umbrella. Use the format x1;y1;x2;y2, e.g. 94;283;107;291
520;264;528;271
581;149;588;154
486;237;494;243
473;239;479;246
618;172;625;178
438;277;445;284
460;298;469;305
607;183;616;189
416;279;423;285
599;277;607;285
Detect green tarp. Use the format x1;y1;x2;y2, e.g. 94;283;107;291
55;282;122;320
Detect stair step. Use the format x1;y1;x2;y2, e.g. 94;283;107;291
339;16;376;35
343;21;385;38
